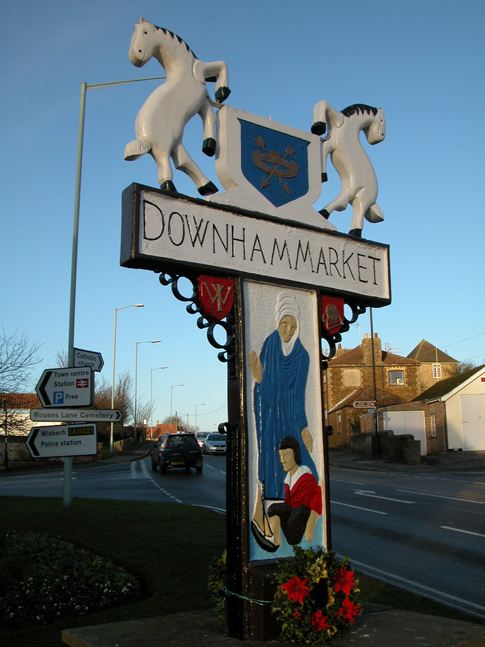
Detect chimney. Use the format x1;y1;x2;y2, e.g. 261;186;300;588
362;333;381;365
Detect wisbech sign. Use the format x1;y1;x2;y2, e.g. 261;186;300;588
122;17;390;641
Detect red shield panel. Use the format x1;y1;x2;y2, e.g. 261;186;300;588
198;276;235;321
320;296;344;335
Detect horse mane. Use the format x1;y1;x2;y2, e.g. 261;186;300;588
153;24;198;59
342;104;378;118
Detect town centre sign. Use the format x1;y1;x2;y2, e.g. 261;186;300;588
121;16;391;642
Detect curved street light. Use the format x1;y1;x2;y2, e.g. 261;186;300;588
150;366;168;438
170;384;184;432
135;340;161;439
110;304;144;452
195;403;206;432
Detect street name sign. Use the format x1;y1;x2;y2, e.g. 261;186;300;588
30;409;122;423
353;401;376;409
36;368;94;408
26;423;97;458
73;347;104;372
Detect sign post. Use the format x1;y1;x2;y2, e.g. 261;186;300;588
73;347;104;372
26;423;97;458
36;367;94;408
121;21;391;641
30;409;122;423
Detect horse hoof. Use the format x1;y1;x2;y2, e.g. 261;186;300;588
321;172;328;183
319;208;330;220
202;138;216;157
198;181;218;196
348;228;362;238
311;121;326;136
160;181;177;193
215;86;231;103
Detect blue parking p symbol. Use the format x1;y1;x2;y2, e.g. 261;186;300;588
53;391;64;405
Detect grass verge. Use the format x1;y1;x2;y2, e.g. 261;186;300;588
0;496;482;646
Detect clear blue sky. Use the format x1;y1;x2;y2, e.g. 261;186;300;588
1;0;484;431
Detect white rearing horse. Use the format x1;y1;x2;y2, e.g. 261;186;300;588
312;101;386;237
125;18;230;195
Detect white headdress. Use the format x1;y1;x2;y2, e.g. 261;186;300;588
275;292;300;356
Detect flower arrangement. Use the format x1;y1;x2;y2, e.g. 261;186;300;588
271;546;361;644
0;531;142;628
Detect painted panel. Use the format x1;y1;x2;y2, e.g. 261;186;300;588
460;395;485;451
243;281;327;560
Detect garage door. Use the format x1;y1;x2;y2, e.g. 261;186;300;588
382;411;427;455
461;395;485;451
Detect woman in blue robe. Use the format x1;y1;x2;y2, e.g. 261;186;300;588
250;293;318;502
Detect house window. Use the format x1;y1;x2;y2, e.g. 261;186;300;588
432;363;442;379
337;413;342;434
389;370;404;386
344;369;361;387
430;413;436;438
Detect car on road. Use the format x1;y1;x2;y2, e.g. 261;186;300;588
150;433;203;474
195;431;210;449
203;433;227;455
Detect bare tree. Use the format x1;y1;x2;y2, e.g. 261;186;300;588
1;329;43;436
54;350;68;368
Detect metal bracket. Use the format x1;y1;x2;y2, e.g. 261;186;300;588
321;300;367;367
158;271;236;374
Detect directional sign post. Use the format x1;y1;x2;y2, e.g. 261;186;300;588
36;368;94;408
353;401;376;409
73;348;104;372
30;409;122;423
26;424;98;458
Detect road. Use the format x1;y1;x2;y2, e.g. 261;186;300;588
1;456;484;620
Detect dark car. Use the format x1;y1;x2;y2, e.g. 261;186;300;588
151;433;203;474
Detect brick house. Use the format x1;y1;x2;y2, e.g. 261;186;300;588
407;339;459;393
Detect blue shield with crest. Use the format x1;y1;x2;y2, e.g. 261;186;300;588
239;119;309;208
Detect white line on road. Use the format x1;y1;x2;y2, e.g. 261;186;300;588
441;525;485;539
130;461;138;478
139;460;182;503
354;490;415;504
342;557;485;620
330;478;365;486
397;489;484;505
331;500;387;515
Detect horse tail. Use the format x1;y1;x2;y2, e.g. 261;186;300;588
365;204;384;223
124;139;151;161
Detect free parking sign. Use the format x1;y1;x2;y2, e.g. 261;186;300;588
36;368;94;408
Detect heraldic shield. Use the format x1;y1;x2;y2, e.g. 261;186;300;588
198;276;235;321
239;120;309;208
209;106;335;230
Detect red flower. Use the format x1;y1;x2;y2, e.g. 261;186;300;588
293;611;301;620
334;597;361;624
281;576;310;604
312;609;330;632
333;567;356;596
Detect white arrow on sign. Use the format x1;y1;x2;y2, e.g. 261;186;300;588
26;423;98;458
73;347;104;372
30;409;122;423
36;367;94;408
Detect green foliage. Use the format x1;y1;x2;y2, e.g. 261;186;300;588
349;418;361;435
271;546;361;644
0;531;142;628
207;549;227;618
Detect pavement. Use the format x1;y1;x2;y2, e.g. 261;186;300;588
58;445;485;646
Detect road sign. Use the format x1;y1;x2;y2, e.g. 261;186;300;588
73;347;104;372
30;409;122;423
26;423;97;458
353;401;376;409
36;368;94;408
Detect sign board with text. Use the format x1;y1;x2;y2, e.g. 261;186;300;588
30;409;122;423
353;401;376;409
73;347;104;372
26;423;97;458
36;368;94;408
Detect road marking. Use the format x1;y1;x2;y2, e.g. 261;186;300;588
130;461;138;478
397;489;484;505
331;500;387;515
441;525;485;539
341;557;485;620
354;490;415;504
194;504;226;515
330;478;365;486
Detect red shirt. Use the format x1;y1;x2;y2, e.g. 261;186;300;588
284;466;322;515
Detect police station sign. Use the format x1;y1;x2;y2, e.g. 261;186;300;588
121;184;390;305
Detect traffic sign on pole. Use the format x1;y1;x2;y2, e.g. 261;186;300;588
26;424;98;458
353;401;376;409
36;368;94;408
30;409;122;423
73;348;104;372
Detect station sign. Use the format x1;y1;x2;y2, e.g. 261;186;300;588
26;423;97;458
36;367;94;408
30;409;122;423
73;347;104;372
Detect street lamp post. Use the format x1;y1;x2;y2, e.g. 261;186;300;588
195;403;206;433
150;366;168;438
135;340;161;440
170;384;184;432
111;304;144;452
